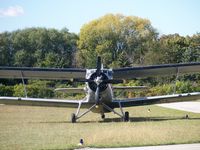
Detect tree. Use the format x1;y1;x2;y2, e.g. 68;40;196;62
158;34;189;64
77;14;158;68
0;27;78;68
14;49;36;66
0;32;13;66
183;33;200;62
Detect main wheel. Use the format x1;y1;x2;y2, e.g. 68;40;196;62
71;113;76;123
101;114;105;119
124;111;129;122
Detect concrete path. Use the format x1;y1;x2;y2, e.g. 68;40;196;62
157;102;200;113
77;143;200;150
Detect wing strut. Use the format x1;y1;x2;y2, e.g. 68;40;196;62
21;71;27;98
102;103;123;118
173;67;180;94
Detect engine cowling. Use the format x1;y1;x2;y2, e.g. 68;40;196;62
88;72;108;92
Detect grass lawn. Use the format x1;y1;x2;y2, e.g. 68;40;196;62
0;104;200;150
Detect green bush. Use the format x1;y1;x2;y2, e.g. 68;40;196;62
0;85;14;96
2;79;200;99
13;82;54;98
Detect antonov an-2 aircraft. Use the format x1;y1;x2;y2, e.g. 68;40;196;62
0;57;200;123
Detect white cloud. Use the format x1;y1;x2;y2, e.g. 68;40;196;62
0;5;24;17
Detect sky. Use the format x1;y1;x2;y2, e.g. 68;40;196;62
0;0;199;36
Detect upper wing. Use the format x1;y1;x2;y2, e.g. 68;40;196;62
113;62;200;79
111;92;200;108
0;67;86;80
0;97;91;108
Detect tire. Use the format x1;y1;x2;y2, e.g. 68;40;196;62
101;114;105;119
71;113;76;123
124;111;129;122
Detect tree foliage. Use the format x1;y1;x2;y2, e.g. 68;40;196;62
0;27;78;68
77;14;158;68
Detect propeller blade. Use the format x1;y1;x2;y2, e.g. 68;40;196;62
96;56;101;76
95;85;100;104
104;79;124;84
72;79;93;83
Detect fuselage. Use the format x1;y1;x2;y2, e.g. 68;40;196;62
85;69;114;113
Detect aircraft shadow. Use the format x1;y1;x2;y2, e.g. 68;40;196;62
38;116;200;124
100;116;200;123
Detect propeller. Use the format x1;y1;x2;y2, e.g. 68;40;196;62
94;56;102;104
95;83;100;104
93;56;124;104
71;56;124;104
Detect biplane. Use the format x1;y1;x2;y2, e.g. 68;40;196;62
0;57;200;123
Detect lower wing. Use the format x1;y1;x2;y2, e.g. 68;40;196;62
0;97;91;108
112;92;200;108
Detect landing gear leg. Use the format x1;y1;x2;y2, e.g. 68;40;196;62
102;102;130;122
70;103;97;123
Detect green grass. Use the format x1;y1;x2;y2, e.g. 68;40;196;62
0;104;200;150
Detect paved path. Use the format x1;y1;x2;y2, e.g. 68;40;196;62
77;143;200;150
157;102;200;113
